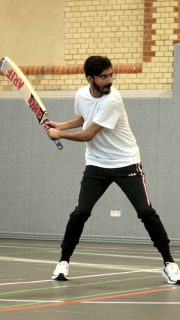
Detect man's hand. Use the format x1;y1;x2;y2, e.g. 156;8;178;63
43;124;63;140
45;121;65;130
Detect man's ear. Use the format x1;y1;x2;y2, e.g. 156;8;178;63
86;76;94;84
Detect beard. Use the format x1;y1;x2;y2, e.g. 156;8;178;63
92;82;112;95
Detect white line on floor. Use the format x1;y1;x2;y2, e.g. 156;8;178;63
0;268;160;286
0;256;161;272
0;299;63;303
0;255;163;266
76;252;180;262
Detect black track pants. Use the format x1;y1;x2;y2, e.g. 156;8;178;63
61;164;170;261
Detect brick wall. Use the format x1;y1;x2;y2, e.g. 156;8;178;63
0;0;179;91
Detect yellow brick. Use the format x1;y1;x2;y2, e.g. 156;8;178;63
137;84;145;89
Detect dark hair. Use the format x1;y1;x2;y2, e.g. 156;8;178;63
84;56;112;77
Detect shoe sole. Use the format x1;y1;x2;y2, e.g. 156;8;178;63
52;273;69;281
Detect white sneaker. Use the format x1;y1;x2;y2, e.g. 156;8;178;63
52;261;69;280
162;262;180;284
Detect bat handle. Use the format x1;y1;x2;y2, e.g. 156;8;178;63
53;137;63;150
42;119;63;150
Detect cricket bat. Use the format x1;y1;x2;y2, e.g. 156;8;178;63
0;56;63;150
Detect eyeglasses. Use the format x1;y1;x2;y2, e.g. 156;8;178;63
94;73;116;81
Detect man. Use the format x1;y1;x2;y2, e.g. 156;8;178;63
45;56;180;284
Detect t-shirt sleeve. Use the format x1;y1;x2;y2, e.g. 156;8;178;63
93;100;122;129
74;92;81;115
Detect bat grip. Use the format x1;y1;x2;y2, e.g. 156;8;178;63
42;119;63;150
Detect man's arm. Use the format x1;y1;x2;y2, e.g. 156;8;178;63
46;122;103;142
47;116;84;131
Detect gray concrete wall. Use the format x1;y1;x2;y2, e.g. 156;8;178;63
0;44;180;244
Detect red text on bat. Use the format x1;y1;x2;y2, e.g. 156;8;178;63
28;96;43;121
6;69;24;90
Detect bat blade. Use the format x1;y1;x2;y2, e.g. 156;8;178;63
0;57;63;150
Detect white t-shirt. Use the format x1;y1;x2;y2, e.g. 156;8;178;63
74;85;140;168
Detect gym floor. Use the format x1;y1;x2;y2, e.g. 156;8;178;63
0;239;180;320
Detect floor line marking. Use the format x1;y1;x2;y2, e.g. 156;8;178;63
0;279;51;286
0;255;161;265
0;285;180;313
71;269;160;279
76;252;180;262
1;253;178;263
0;255;162;272
0;299;63;303
1;241;180;253
1;242;180;256
81;301;180;305
0;275;162;300
79;286;180;303
0;244;162;255
0;268;161;286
